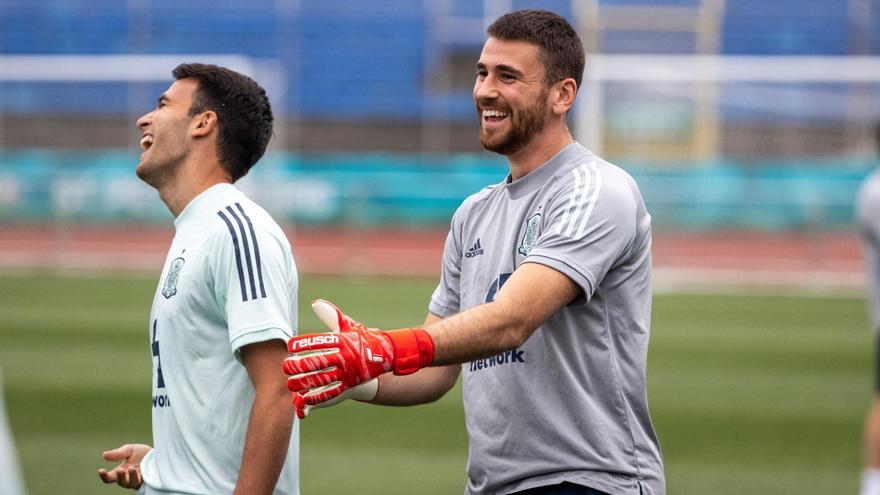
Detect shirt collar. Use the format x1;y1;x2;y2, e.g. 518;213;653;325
174;182;237;230
504;142;591;199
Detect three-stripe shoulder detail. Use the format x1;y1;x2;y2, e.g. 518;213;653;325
217;202;267;302
554;159;603;238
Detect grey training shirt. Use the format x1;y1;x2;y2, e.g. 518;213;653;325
858;167;880;334
430;143;664;495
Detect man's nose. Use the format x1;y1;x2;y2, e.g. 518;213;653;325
474;75;500;102
136;112;152;130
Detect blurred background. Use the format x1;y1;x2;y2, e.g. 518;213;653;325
0;0;878;494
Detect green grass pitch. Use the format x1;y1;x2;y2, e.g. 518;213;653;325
0;272;871;494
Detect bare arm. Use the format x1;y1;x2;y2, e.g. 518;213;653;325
427;262;580;365
373;313;460;406
286;263;579;410
374;262;578;404
236;339;294;495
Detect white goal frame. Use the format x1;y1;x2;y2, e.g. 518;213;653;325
576;55;880;157
0;54;287;149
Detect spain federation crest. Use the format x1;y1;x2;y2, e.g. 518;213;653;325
518;213;541;256
162;257;185;299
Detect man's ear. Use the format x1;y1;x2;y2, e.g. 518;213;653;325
551;78;577;116
191;110;218;137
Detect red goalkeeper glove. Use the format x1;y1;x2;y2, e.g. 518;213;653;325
283;299;435;419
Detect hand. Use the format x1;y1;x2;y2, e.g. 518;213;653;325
291;375;379;419
283;299;434;418
97;443;152;490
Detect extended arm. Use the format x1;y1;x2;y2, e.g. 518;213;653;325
372;313;461;406
286;262;580;411
372;264;578;404
236;339;294;495
426;262;579;365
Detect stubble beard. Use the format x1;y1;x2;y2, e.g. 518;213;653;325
479;90;549;156
136;121;190;189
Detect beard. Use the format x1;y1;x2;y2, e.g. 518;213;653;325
478;90;549;156
135;120;190;189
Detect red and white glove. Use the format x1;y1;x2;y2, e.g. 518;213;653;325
283;299;435;419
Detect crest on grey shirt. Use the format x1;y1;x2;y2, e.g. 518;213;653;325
162;257;185;299
518;213;541;256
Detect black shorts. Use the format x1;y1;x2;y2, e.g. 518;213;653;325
510;482;609;495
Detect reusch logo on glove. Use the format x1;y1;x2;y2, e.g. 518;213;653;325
290;334;340;351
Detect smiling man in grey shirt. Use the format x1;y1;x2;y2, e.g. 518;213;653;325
285;10;664;495
428;141;662;494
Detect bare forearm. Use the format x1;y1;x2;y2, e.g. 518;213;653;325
234;393;293;495
374;365;460;405
372;313;460;405
371;302;522;404
426;301;524;365
425;263;581;366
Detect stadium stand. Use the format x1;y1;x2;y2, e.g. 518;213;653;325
0;0;875;147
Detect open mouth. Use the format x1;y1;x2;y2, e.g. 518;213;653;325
482;109;509;125
140;135;153;151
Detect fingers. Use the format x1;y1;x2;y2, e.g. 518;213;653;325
286;367;342;391
283;351;341;375
293;393;309;419
311;299;343;331
102;444;131;462
125;466;143;489
100;444;145;489
99;466;142;489
113;467;142;489
310;299;366;334
117;468;129;488
291;381;345;410
292;379;377;419
301;382;344;405
98;468;116;483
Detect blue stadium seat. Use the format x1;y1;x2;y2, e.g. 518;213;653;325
722;0;849;55
600;0;701;5
0;0;873;119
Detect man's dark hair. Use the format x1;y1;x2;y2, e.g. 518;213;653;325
172;63;273;182
487;9;585;90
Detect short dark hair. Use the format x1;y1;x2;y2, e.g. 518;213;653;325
172;63;273;182
487;9;585;90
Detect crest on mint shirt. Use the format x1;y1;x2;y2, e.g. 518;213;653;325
518;213;541;256
162;257;185;299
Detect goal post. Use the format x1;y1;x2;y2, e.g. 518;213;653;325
576;55;880;163
574;55;879;291
0;54;287;150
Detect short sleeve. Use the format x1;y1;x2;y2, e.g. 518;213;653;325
429;209;464;317
525;161;637;300
213;208;295;362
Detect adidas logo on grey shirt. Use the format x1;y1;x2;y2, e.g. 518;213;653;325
464;238;484;258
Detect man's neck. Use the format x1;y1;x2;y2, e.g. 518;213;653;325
158;159;231;217
507;126;574;181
